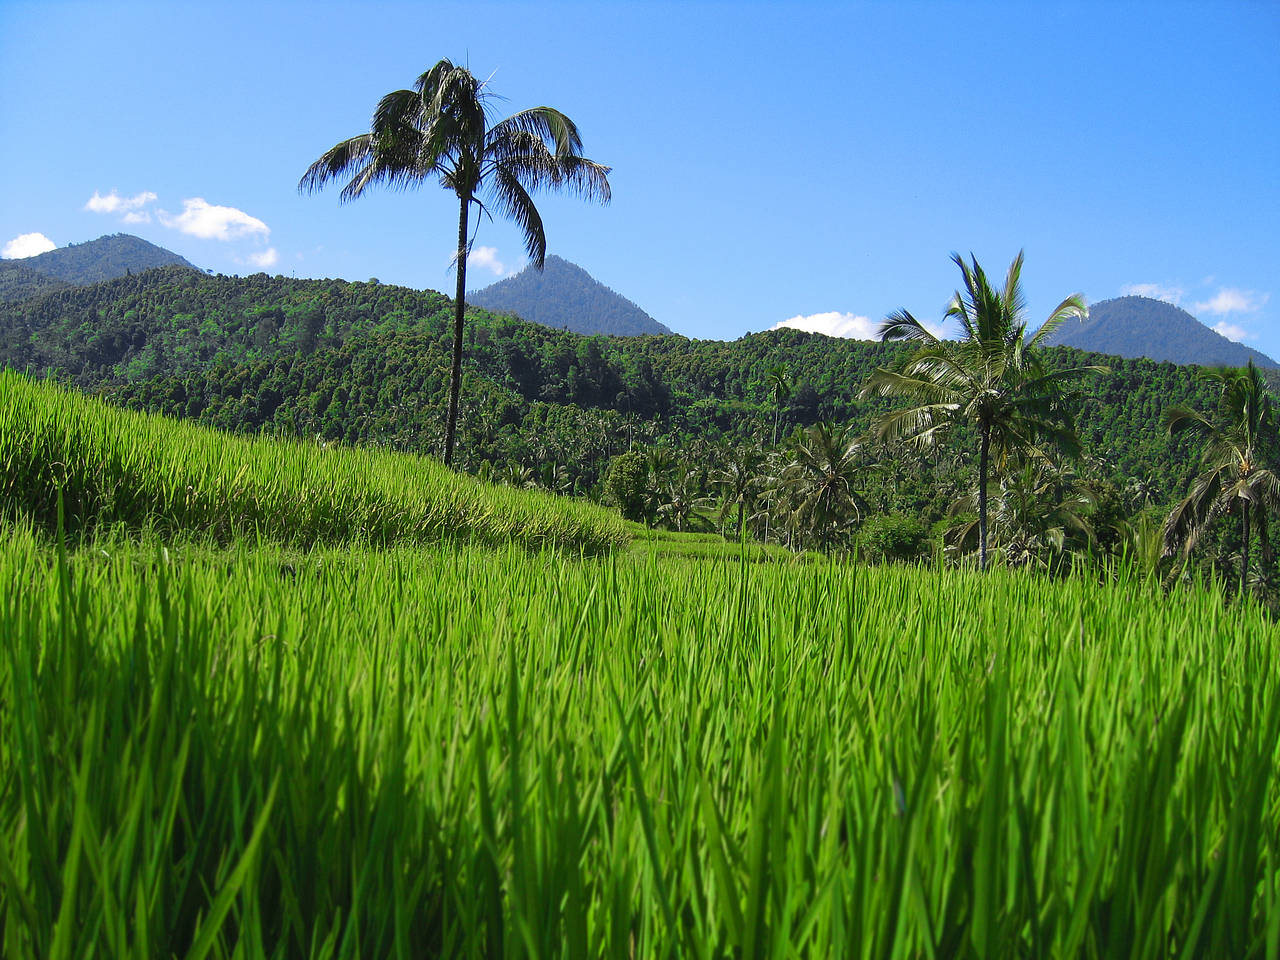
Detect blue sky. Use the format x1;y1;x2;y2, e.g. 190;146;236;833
2;1;1277;351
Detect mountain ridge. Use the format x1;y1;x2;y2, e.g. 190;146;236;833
468;255;671;336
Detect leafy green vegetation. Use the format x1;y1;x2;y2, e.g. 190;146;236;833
0;262;1266;574
1163;361;1280;594
864;251;1098;568
0;369;627;553
2;521;1276;956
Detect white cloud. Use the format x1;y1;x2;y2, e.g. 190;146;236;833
121;211;151;224
772;311;880;340
2;232;56;259
1194;288;1269;316
247;247;278;268
771;311;948;341
85;189;157;215
1212;321;1250;342
467;245;515;276
158;197;269;241
1121;282;1183;305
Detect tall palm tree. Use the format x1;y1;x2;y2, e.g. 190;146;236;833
300;59;610;467
861;251;1099;569
1162;361;1280;595
765;363;791;445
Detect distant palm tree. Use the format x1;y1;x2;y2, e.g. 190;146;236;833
1162;361;1280;595
656;471;713;533
301;59;610;467
861;251;1100;569
766;363;791;445
711;445;764;539
947;450;1095;570
782;422;868;551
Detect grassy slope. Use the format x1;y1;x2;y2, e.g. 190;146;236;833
0;369;628;554
2;525;1277;957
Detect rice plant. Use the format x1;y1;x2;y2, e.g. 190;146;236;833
2;521;1277;957
0;369;628;553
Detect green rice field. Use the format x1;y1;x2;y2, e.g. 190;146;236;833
2;517;1278;957
0;370;628;554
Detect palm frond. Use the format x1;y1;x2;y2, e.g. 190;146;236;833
298;134;375;195
1163;405;1216;438
489;166;547;266
860;367;959;405
1027;293;1087;348
878;309;939;343
869;403;957;445
489;107;584;156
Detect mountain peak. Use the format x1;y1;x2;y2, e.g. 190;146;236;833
1045;294;1277;369
0;233;200;302
468;256;671;336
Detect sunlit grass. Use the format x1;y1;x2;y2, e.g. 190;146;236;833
0;369;628;553
2;520;1277;957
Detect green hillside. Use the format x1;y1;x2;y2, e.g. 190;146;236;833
0;259;70;302
0;369;628;553
0;268;1220;513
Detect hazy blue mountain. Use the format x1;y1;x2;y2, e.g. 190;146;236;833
0;234;199;302
468;255;671;336
1044;295;1277;369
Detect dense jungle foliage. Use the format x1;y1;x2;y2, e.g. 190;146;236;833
0;266;1252;573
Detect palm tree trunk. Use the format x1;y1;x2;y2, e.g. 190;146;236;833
1242;498;1251;597
443;194;469;468
773;400;780;447
978;422;990;571
1260;509;1272;586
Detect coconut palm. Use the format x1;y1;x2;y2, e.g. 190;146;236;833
1162;361;1280;595
656;470;713;533
765;363;791;445
300;59;610;467
781;422;869;551
861;251;1100;569
946;450;1095;570
710;445;764;539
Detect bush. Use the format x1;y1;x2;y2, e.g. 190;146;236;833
858;513;930;563
604;451;649;522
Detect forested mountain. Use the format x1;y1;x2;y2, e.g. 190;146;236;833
468;255;671;336
0;260;69;302
1044;295;1278;368
0;268;1222;523
0;233;198;302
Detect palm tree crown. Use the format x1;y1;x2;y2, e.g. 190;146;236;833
861;251;1100;569
301;59;610;466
